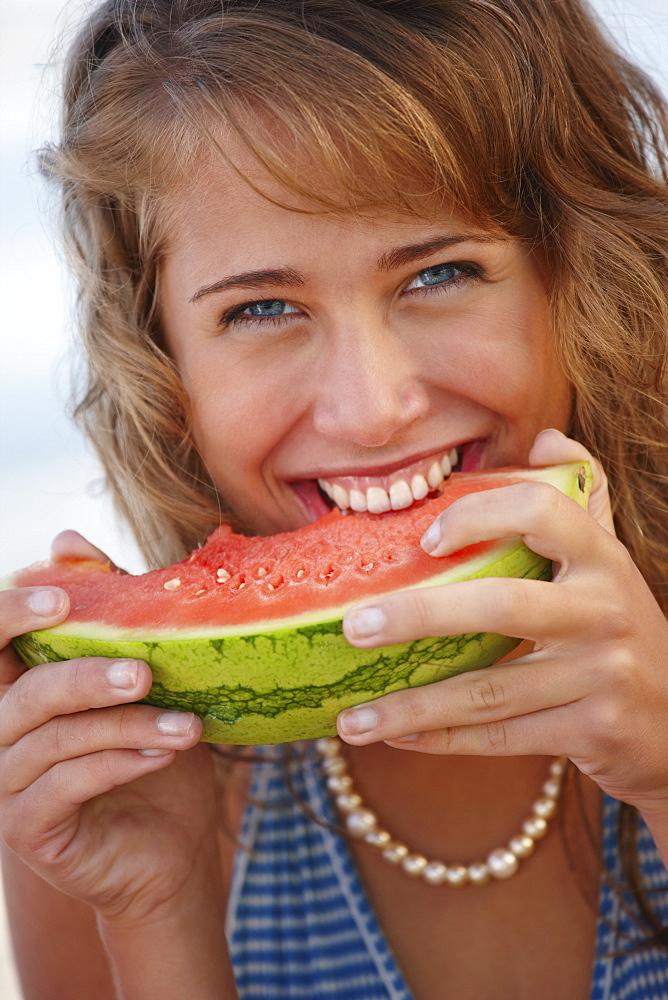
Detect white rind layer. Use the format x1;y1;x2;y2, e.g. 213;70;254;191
9;462;590;643
30;535;538;642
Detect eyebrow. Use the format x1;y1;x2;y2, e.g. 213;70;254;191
189;233;502;303
190;267;305;303
376;233;503;271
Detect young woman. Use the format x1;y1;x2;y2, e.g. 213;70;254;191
1;2;667;997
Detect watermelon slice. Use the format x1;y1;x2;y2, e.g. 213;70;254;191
10;463;590;744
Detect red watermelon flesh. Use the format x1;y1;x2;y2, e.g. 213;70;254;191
11;467;584;636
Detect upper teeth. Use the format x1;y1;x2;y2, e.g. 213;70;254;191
318;448;459;513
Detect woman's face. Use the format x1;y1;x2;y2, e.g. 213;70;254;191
160;156;571;536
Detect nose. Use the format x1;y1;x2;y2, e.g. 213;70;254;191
311;322;429;447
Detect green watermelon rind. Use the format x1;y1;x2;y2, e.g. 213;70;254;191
9;462;592;744
13;542;549;744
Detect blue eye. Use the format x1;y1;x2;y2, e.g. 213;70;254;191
406;264;464;290
242;299;299;317
221;298;302;328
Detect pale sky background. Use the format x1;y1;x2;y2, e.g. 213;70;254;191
1;1;668;996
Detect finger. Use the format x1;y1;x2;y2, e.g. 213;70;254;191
3;704;200;794
528;428;615;535
380;709;564;757
337;652;587;745
2;748;178;860
0;586;69;651
0;647;28;689
343;575;604;649
419;477;609;568
50;530;124;572
0;657;152;746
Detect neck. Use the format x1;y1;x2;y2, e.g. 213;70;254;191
346;746;562;863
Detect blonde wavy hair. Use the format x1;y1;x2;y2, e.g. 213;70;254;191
43;0;667;614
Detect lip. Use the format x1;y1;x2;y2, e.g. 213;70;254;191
287;440;483;483
285;438;489;522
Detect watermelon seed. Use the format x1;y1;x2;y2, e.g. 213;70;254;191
163;578;181;591
320;565;340;583
194;589;206;596
296;569;305;579
360;562;375;572
216;568;231;583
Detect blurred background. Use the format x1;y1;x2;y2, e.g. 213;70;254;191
1;1;667;997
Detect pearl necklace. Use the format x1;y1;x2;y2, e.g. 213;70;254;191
316;737;567;887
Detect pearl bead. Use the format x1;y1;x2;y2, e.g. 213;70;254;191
402;854;428;877
365;829;391;846
467;862;491;886
327;774;353;793
487;847;519;879
542;778;561;799
319;739;561;888
345;808;378;837
382;843;409;865
315;737;340;757
336;792;362;813
322;758;346;776
508;834;535;859
522;816;548;839
445;865;469;887
423;861;448;885
532;796;557;819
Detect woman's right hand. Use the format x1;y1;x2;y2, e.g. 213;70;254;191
0;534;221;928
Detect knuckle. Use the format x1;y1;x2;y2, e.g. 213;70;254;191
519;480;561;527
603;644;637;687
607;606;637;645
400;688;432;732
485;578;529;628
50;714;74;757
482;719;508;751
70;656;97;695
588;698;627;750
0;589;23;648
437;726;457;753
468;675;506;716
404;592;433;638
5;669;33;723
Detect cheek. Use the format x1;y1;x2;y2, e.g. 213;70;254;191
422;289;569;426
184;358;295;481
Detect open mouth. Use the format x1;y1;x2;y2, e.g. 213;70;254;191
290;443;482;521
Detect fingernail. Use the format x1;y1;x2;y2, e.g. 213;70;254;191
28;588;66;617
339;705;379;736
156;711;195;736
420;520;441;553
346;606;386;639
139;748;173;757
107;660;139;689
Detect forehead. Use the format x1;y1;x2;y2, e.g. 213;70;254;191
161;140;502;268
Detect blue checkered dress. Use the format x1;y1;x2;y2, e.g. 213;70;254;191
227;747;668;999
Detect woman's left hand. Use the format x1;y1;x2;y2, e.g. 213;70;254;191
338;429;668;815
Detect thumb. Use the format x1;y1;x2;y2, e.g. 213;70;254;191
50;530;124;573
528;428;616;535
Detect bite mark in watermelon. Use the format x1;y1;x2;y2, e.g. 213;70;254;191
10;463;591;744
